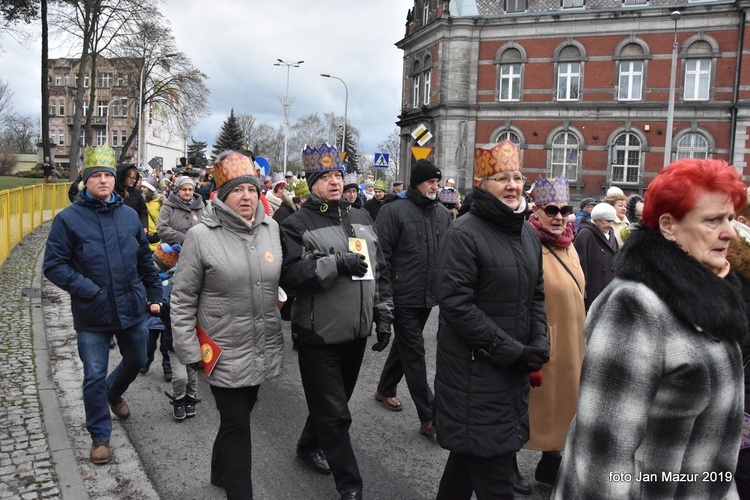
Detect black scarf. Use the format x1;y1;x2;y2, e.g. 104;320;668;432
616;224;747;342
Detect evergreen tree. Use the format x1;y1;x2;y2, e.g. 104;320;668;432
187;139;209;170
338;126;360;174
211;108;244;159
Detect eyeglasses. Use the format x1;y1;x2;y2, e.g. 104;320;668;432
542;205;574;218
486;174;527;186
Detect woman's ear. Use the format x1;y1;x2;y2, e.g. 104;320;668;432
659;213;676;241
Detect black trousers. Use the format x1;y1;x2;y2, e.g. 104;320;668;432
297;338;366;494
210;385;260;500
436;451;515;500
377;307;434;422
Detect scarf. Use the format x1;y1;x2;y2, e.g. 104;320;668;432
529;213;574;248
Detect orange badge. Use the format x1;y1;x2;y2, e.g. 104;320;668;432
201;343;214;363
321;155;333;168
193;214;199;221
264;251;274;263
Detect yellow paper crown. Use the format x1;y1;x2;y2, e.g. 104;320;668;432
374;179;388;191
533;177;570;204
474;140;521;179
83;146;116;171
213;152;256;189
291;179;310;198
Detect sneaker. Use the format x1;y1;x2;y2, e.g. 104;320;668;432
162;361;172;382
173;401;186;420
90;440;111;464
109;398;130;419
185;395;201;418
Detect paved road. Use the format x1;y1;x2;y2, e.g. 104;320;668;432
29;220;553;499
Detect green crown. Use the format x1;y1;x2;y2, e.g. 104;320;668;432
83;146;116;170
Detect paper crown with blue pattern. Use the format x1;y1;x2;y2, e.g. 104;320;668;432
343;173;359;189
532;176;570;204
302;143;344;173
439;188;459;205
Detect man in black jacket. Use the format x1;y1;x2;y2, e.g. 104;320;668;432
373;159;451;436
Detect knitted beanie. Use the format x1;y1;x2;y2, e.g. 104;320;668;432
410;159;442;188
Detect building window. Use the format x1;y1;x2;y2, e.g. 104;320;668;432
58;99;64;116
82;101;89;116
611;132;642;184
506;0;527;12
557;62;580;101
623;0;647;4
64;74;70;86
422;0;429;23
74;74;78;87
412;74;421;108
676;132;709;159
499;63;522;101
58;130;65;146
96;130;107;146
495;130;521;145
79;130;85;147
98;101;108;117
112;130;118;147
684;59;711;101
83;74;89;88
49;101;56;116
562;0;584;7
423;69;431;105
55;74;62;86
618;61;643;101
98;72;112;88
121;130;127;146
551;132;579;180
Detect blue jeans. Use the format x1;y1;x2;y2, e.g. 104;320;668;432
77;322;149;441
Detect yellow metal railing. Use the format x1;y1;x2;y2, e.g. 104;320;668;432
0;183;71;269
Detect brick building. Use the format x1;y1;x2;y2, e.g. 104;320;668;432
396;0;750;200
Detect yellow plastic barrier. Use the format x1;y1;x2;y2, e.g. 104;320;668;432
0;183;71;269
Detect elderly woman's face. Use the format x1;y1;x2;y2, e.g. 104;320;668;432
662;191;737;274
534;203;572;235
177;184;194;202
224;183;259;221
482;170;525;211
614;199;627;219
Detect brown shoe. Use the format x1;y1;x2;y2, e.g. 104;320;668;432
109;398;130;419
374;391;403;411
419;421;436;436
90;440;111;464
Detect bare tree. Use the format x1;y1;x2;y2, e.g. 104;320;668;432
377;127;402;181
0;78;14;129
235;112;258;144
0;0;37;48
249;123;284;172
0;113;40;153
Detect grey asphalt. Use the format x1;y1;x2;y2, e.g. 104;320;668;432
0;223;553;499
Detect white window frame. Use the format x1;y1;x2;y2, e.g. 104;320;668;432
557;62;580;101
423;0;429;22
82;101;89;116
499;63;522;101
121;130;127;146
83;75;89;88
676;132;709;159
58;99;64;116
611;132;642;184
412;74;421;108
562;0;584;7
684;59;711;101
64;74;70;86
97;101;107;117
96;129;107;146
618;60;643;101
422;69;431;105
506;0;527;12
495;130;521;145
98;72;112;88
55;74;62;86
551;132;580;180
58;129;65;146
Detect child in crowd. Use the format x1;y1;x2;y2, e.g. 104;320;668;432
142;244;177;382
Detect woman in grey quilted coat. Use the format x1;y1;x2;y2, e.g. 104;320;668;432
171;151;283;500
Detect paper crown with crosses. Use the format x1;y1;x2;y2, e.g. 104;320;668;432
438;188;459;205
374;179;388;191
532;177;570;205
302;143;344;173
474;140;521;179
343;172;359;188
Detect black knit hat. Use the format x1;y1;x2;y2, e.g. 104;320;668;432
410;159;441;188
579;197;596;210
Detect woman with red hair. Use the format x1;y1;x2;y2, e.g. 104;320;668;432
553;159;747;499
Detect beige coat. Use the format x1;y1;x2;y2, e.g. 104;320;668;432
526;243;586;451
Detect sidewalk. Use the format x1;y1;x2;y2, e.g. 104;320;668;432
0;224;157;499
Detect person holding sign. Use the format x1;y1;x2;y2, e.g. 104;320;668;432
170;150;283;499
279;143;393;500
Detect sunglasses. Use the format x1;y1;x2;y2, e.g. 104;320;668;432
542;205;574;217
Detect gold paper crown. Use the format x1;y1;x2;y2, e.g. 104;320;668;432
374;179;388;191
213;152;256;189
302;143;343;173
474;140;521;179
83;146;116;171
533;177;570;205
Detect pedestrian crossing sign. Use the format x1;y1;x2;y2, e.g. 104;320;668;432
374;153;389;169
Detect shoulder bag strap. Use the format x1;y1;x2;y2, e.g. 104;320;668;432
541;241;582;295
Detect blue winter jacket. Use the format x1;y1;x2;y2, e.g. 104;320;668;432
43;189;162;332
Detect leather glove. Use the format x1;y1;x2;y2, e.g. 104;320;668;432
514;346;550;372
335;252;368;277
372;322;391;352
529;370;543;388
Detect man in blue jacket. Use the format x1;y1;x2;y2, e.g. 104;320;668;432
43;146;162;465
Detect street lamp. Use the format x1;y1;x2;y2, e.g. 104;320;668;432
321;74;348;158
138;52;178;168
105;97;128;145
663;10;681;167
274;59;304;173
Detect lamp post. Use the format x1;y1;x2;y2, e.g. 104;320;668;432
138;52;178;168
321;74;348;158
663;10;681;168
105;97;128;145
274;59;304;173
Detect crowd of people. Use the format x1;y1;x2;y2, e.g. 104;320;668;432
42;141;750;500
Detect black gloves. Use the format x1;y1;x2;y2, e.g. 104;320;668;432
372;322;391;352
514;346;550;372
335;252;368;277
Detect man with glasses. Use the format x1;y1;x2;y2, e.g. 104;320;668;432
279;143;392;500
574;202;619;311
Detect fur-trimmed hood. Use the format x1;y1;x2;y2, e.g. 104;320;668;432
616;224;747;342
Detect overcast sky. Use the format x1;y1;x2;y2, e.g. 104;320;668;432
2;0;411;157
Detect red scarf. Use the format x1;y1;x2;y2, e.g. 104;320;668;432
529;213;575;248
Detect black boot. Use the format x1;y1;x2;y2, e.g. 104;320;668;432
185;394;201;418
535;452;562;486
139;357;153;374
513;453;532;495
162;360;172;382
165;391;186;420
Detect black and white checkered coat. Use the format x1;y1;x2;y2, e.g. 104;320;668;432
553;224;746;500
